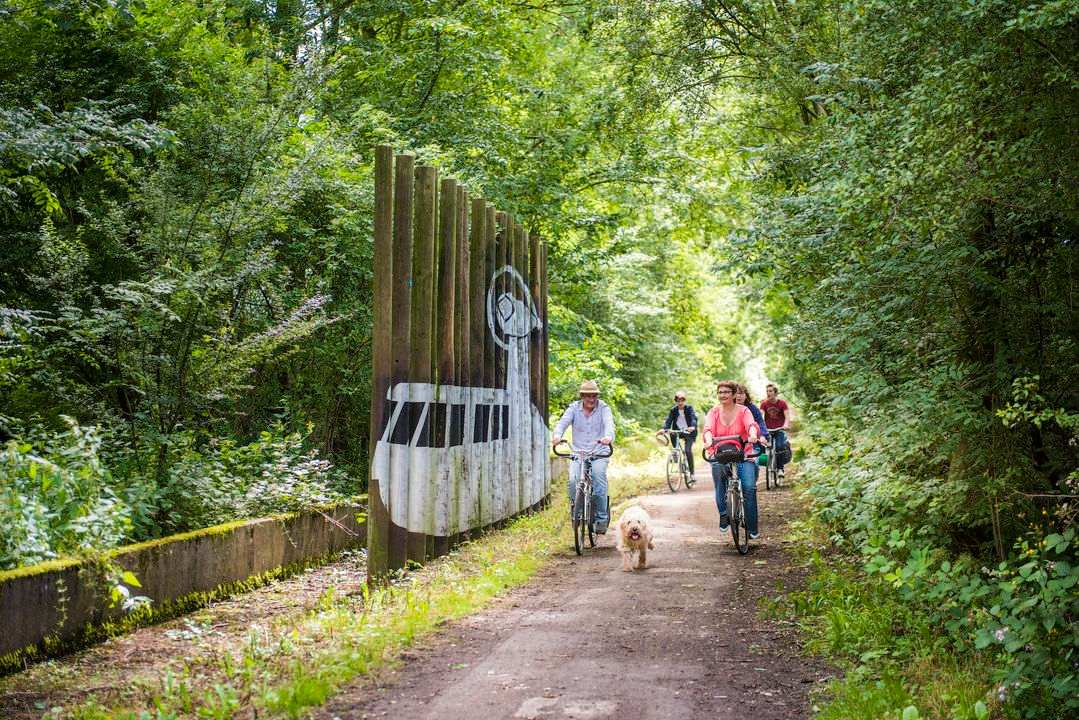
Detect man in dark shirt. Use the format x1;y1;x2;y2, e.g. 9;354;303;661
662;391;698;475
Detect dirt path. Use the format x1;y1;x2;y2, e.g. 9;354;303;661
315;471;831;720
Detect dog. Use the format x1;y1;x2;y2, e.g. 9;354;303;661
616;504;654;571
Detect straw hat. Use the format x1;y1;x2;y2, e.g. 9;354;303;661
578;380;601;396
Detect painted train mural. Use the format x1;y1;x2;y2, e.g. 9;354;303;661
366;148;551;574
372;265;549;537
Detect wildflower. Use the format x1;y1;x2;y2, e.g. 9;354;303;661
994;628;1007;642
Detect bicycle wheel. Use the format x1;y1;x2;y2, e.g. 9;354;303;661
681;453;694;488
572;489;585;556
586;493;595;548
666;452;680;492
727;467;741;546
732;482;750;555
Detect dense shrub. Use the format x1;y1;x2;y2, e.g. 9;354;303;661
0;420;131;568
803;412;1078;717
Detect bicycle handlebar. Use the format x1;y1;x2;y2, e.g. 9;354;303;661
552;439;614;460
701;435;761;464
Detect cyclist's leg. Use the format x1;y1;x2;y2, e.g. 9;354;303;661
684;436;695;474
591;457;610;530
568;459;582;518
737;460;759;536
712;461;729;526
775;430;789;470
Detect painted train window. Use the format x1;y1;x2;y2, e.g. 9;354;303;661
381;400;510;448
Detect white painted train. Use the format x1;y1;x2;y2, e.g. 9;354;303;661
371;266;550;536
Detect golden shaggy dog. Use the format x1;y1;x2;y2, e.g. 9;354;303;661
616;504;654;571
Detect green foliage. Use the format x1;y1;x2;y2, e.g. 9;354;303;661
160;426;348;531
607;3;1078;715
1;0;747;567
800;416;1079;717
0;419;131;568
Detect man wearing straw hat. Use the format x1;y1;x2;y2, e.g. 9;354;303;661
552;380;616;534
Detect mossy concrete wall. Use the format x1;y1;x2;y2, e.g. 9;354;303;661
0;503;366;664
2;459;566;668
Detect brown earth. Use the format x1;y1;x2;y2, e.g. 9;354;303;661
313;469;832;720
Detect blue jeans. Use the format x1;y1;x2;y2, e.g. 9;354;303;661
771;430;789;470
567;457;609;525
712;459;759;536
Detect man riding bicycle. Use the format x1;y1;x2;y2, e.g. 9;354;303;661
760;383;792;479
662;391;698;475
552;380;615;534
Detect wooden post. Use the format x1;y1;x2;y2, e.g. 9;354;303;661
512;220;527;513
386;153;415;571
540;240;549;430
491;210;506;520
407;164;437;564
367;145;394;581
529;230;544;507
433;177;457;559
448;186;469;551
468;198;487;532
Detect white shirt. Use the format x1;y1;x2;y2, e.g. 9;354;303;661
553;400;615;452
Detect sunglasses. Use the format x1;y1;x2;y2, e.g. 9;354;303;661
718;390;733;395
674;397;685;401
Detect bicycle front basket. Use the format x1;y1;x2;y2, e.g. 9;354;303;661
712;444;743;464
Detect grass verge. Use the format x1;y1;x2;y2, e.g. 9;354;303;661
54;447;665;719
766;500;998;720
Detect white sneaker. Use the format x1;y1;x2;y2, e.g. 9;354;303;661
749;531;760;540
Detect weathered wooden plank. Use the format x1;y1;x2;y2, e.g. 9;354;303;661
367;145;394;580
386;153;415;571
407;164;437;564
432;177;457;559
528;229;544;506
447;185;470;551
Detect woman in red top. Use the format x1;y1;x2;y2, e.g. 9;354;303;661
703;380;761;537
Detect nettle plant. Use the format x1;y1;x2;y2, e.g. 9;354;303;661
0;418;132;569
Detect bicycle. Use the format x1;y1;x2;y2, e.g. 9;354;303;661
703;436;759;555
656;428;694;492
763;429;791;491
553;440;614;556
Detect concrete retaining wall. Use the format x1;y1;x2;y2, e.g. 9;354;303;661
0;503;366;665
1;459;567;669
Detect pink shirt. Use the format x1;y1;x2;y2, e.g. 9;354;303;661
704;404;756;456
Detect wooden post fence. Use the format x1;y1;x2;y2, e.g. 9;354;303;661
368;147;551;578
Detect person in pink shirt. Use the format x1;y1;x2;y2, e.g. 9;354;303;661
703;380;761;537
